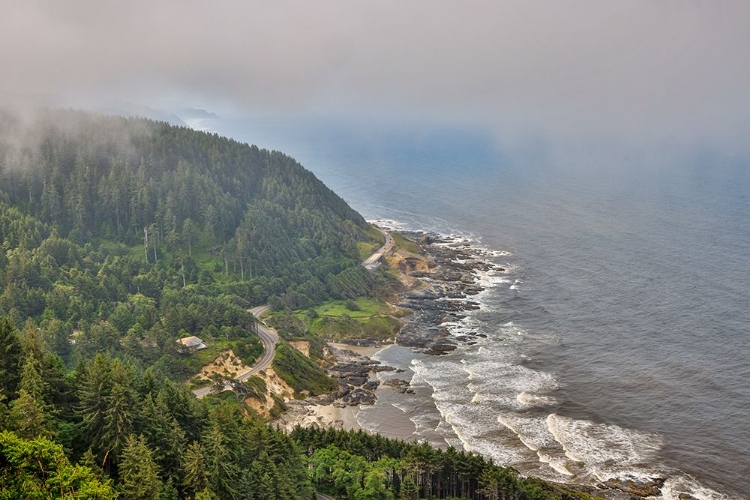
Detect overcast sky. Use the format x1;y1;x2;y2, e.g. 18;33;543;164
2;0;749;151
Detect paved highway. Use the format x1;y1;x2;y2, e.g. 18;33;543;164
236;306;278;381
362;228;393;270
193;229;390;399
192;305;278;399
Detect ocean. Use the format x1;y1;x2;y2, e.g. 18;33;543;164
202;116;750;499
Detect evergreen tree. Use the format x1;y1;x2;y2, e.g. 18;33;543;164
182;441;209;497
77;354;113;457
9;353;54;439
202;421;238;498
0;317;21;401
102;381;136;460
0;430;116;499
139;392;186;486
119;434;162;500
247;456;275;499
398;476;419;500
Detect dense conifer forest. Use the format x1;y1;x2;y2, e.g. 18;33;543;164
0;109;589;499
0;109;380;373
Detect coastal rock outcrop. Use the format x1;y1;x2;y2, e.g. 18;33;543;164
395;232;507;354
325;346;382;406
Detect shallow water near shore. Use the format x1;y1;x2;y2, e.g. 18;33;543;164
213;117;750;499
358;234;741;499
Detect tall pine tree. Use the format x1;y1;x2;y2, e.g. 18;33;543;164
119;434;161;500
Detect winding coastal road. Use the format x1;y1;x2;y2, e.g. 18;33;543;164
193;227;390;399
192;305;278;399
362;229;393;270
236;305;278;381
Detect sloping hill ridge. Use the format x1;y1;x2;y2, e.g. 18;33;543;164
0;109;375;310
0;109;599;500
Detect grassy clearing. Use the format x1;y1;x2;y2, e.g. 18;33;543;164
310;297;386;320
308;315;400;340
180;344;222;375
269;297;403;341
357;241;380;261
392;232;423;255
189;378;211;389
296;297;402;340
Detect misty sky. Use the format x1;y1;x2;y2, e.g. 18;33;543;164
2;1;749;151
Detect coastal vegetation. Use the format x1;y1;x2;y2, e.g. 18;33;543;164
271;341;338;397
357;224;386;260
0;308;588;499
0;109;378;376
294;426;596;500
391;231;424;256
0;109;594;498
269;296;405;341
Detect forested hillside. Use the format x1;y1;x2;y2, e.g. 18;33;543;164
0;109;380;374
0;318;313;499
0;109;590;499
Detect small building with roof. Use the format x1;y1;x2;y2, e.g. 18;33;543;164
176;336;207;350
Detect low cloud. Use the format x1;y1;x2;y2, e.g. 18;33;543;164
2;0;749;152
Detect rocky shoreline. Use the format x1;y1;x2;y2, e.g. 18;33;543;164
273;232;492;430
395;232;502;355
275;231;676;500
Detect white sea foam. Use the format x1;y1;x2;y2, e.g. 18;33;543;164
546;414;663;481
660;475;731;500
410;412;441;437
370;220;737;497
470;392;485;404
408;371;428;388
390;401;411;414
434;399;532;464
537;451;575;477
498;322;560;346
413;344;565;470
379;223;665;485
413;330;676;486
476;271;512;286
367;218;410;231
517;391;559;407
467;365;557;398
498;414;559;452
440;315;482;338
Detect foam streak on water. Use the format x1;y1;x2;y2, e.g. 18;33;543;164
212;118;749;499
383;231;731;499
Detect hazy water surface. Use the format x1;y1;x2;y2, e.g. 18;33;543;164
210;117;750;498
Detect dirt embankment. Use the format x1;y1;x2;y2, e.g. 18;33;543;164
243;367;296;418
289;340;310;357
198;350;252;380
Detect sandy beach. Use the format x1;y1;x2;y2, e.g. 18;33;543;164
273;232;493;444
327;342;384;358
273;342;391;433
274;398;361;432
275;338;452;448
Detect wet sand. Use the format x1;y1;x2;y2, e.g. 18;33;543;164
327;342;385;358
275;340;440;443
